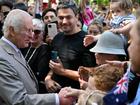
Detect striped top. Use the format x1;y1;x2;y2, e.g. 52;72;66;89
110;14;136;29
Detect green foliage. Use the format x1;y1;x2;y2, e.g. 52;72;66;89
97;0;109;6
138;0;140;3
103;0;109;5
74;0;80;4
74;0;109;6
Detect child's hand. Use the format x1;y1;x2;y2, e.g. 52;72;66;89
106;60;127;67
110;28;121;34
106;60;128;73
78;66;90;81
120;20;132;27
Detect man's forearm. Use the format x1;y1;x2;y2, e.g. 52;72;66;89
61;69;80;81
45;70;53;80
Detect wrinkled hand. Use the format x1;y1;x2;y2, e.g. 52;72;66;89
49;60;65;76
62;87;81;98
45;78;61;93
59;87;76;105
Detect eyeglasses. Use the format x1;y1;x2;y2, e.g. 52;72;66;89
33;30;42;35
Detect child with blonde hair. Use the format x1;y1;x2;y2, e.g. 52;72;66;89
63;64;124;105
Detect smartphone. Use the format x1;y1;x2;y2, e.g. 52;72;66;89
51;51;58;62
47;23;57;38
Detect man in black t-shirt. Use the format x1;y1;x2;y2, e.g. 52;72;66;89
45;4;96;92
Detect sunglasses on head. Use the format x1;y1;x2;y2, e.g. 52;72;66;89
33;30;42;35
2;11;9;17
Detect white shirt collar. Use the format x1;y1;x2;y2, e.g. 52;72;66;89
1;36;20;53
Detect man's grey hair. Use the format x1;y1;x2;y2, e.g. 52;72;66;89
3;9;31;37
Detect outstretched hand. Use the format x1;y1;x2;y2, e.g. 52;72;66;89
83;35;95;47
78;66;90;81
59;87;76;105
61;87;84;98
106;60;127;67
106;60;128;72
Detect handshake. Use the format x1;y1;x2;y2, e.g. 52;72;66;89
59;87;77;105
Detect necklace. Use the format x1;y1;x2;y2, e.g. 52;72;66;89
25;45;39;63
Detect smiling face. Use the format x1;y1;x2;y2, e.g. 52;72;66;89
31;30;43;45
43;11;56;24
57;8;78;35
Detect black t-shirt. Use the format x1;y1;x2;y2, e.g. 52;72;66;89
51;31;96;89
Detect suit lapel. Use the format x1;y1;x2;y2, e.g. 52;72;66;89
0;40;39;90
0;40;28;68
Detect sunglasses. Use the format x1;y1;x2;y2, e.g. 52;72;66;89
2;11;9;17
33;30;42;35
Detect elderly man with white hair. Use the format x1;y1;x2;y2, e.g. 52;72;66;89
0;9;73;105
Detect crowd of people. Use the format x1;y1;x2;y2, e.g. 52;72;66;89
0;0;140;105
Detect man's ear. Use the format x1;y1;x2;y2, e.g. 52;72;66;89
75;14;79;20
9;26;15;37
76;14;79;18
75;15;80;26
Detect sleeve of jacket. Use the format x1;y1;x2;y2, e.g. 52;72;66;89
0;60;57;105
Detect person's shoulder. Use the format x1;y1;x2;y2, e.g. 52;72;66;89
57;32;64;36
39;43;51;51
0;39;10;54
53;32;64;39
77;30;87;37
80;30;87;34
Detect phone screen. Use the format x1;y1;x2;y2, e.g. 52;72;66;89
51;51;58;62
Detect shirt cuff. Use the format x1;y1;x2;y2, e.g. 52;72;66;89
55;94;60;105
